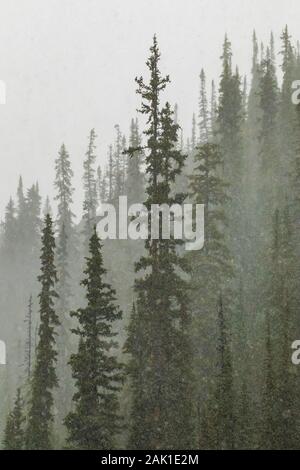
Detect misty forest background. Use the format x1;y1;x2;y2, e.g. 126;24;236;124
1;26;300;450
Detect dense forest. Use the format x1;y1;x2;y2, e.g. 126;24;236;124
1;26;300;450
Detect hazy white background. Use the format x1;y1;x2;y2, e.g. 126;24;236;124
0;0;299;218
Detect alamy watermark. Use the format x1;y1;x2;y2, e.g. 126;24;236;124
0;80;6;104
96;196;205;251
291;340;300;365
291;80;300;104
0;340;6;365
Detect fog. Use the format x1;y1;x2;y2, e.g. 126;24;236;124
0;0;298;217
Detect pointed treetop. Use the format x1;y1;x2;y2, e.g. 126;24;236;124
221;34;232;75
252;30;259;72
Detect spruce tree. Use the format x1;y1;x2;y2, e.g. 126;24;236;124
107;144;114;202
218;34;244;183
16;176;26;229
43;196;52;217
125;36;195;450
25;214;59;450
65;228;123;450
3;388;25;450
199;69;209;143
191;113;197;151
24;184;42;252
1;198;17;260
54;143;77;442
217;34;244;276
188;142;233;447
112;124;126;202
259;46;279;183
215;294;234;449
276;204;297;449
210;80;217;137
83;129;98;249
279;26;297;198
261;206;297;449
54;144;75;237
125;118;145;205
97;165;108;204
24;295;33;380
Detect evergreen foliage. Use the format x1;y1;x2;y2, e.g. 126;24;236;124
25;214;59;450
65;228;123;450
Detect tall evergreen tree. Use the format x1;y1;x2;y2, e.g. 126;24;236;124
97;165;108;204
54;144;75;237
43;196;52;217
3;388;25;450
188;142;233;447
24;295;33;380
24;184;42;253
215;294;234;449
112;124;126;202
261;206;297;449
107;144;114;202
199;69;209;143
125;36;195;449
65;228;123;450
125;118;145;205
54;143;77;443
25;214;59;450
210;80;217;137
1;197;17;261
191;113;197;151
217;35;244;274
259;47;279;180
218;35;244;185
279;26;297;193
83;129;98;248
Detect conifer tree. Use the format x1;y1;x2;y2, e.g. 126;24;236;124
24;295;33;380
215;294;234;449
210;80;217;137
83;129;98;248
242;76;247;117
112;124;126;202
261;209;280;449
16;176;26;226
125;118;144;205
54;144;75;236
54;143;77;442
14;179;41;304
1;198;17;260
279;26;297;188
54;143;77;290
107;144;114;202
246;30;262;156
43;196;52;217
191;113;197;151
218;34;244;183
126;36;195;450
25;214;59;450
55;222;73;429
261;206;297;449
3;388;25;450
199;68;209;143
65;228;123;450
217;35;244;277
24;184;42;250
276;204;297;449
97;165;108;204
259;47;279;178
188;142;233;446
56;223;71;314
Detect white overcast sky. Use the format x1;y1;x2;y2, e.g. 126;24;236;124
0;0;299;218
